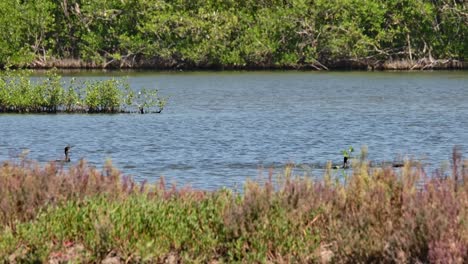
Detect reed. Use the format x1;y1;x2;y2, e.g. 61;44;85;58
0;149;466;263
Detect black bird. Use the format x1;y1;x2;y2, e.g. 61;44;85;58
54;145;72;163
343;156;349;168
64;145;71;162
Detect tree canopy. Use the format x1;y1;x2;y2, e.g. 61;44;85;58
0;0;466;69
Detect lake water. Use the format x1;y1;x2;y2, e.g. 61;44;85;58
1;71;467;190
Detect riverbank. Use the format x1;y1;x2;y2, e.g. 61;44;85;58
1;151;466;263
24;58;468;71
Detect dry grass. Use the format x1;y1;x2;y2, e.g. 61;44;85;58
0;159;133;228
381;58;467;70
31;58;101;69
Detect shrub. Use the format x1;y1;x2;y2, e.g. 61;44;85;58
0;70;165;113
0;149;466;263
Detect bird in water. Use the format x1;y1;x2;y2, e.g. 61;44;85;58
55;145;71;162
341;146;354;169
343;156;349;168
64;145;71;162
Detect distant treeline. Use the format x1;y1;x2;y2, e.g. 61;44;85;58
0;0;466;70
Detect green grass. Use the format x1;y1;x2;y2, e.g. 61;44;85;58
0;149;467;263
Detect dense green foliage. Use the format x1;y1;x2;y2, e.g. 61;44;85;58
0;70;166;113
0;0;466;69
0;150;467;262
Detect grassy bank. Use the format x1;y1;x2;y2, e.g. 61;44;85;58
0;0;466;70
0;149;467;263
0;70;166;114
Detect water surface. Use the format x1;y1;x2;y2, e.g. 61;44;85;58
1;71;467;189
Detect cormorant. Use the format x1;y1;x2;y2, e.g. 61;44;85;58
64;145;71;162
343;156;349;168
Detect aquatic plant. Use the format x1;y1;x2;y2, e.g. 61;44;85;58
83;79;124;113
134;87;167;114
0;70;165;114
341;146;354;160
0;149;466;263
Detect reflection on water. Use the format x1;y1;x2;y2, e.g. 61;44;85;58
1;71;467;190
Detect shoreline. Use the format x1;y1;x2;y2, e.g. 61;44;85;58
23;58;467;71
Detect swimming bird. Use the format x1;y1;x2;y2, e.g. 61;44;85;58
64;145;71;162
55;145;71;162
329;158;350;169
343;156;349;168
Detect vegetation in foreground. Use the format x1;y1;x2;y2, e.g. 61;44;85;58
0;0;466;70
0;70;166;113
0;149;467;263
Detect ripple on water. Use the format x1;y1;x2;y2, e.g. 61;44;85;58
1;71;467;190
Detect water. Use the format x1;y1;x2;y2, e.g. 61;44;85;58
1;71;467;190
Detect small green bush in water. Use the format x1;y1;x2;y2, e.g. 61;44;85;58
0;70;166;113
134;87;168;114
342;146;354;159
